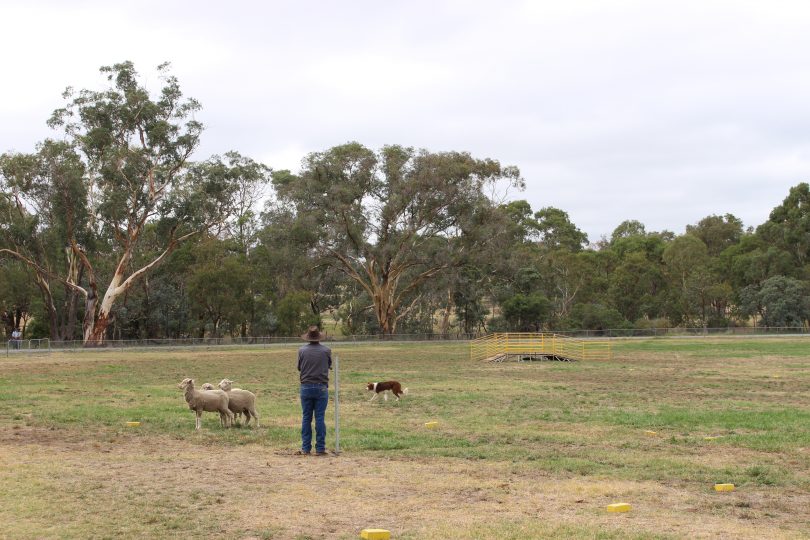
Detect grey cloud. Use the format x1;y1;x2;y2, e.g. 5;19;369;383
3;0;810;240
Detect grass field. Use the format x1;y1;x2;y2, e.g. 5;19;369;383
0;338;808;539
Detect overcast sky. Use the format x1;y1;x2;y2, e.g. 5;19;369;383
3;0;810;241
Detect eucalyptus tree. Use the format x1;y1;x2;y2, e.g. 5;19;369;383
272;142;522;335
686;214;744;257
662;234;717;326
757;182;810;272
186;238;253;338
603;221;671;323
534;206;588;252
0;261;37;336
257;199;346;322
739;275;810;327
0;140;89;340
723;235;796;290
1;62;266;344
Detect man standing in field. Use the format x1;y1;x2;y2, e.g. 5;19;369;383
296;325;331;456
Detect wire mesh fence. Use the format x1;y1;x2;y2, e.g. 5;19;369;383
557;326;810;338
6;332;479;353
5;338;51;356
2;326;808;355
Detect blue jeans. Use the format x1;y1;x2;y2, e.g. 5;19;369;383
300;383;328;453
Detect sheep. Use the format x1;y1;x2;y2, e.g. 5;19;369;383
200;382;229;426
218;379;260;428
177;378;234;430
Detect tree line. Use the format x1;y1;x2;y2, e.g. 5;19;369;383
1;62;809;344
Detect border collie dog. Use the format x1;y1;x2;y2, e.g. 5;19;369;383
366;381;409;401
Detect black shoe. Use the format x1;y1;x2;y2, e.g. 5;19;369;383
315;450;329;456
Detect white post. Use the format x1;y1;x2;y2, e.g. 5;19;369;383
334;354;341;455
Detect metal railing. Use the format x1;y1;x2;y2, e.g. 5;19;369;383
470;332;612;362
6;338;51;356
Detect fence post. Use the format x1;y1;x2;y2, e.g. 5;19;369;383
334;354;341;455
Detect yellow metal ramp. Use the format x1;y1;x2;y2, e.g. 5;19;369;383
471;332;612;362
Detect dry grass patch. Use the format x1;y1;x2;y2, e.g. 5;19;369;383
1;427;808;539
0;338;808;538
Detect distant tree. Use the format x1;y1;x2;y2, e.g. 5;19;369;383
686;214;744;257
541;250;592;321
723;236;796;289
335;286;378;336
0;262;37;337
663;235;708;286
502;292;551;331
534;206;588;251
758;182;810;267
275;290;320;337
610;220;647;242
186;239;252;338
0;140;88;341
500;200;539;244
608;221;673;260
608;252;666;322
452;265;489;334
272;142;522;334
565;302;631;333
257;201;348;320
738;275;810;327
1;62;266;344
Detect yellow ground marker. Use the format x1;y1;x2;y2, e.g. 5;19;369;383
704;436;722;440
360;529;391;540
644;430;657;437
714;483;735;492
425;421;438;429
126;421;141;427
606;503;632;512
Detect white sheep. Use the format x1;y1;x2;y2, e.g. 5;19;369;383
177;378;234;430
200;382;230;426
218;379;260;428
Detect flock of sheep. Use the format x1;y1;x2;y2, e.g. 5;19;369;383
177;378;259;430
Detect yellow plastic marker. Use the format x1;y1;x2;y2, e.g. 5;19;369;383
126;421;141;427
606;503;632;512
714;483;735;492
360;529;391;540
704;436;722;440
644;430;657;437
425;421;438;429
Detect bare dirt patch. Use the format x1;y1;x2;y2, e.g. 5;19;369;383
1;426;807;539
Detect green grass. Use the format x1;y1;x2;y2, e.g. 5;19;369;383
613;336;810;357
1;338;809;538
3;340;809;485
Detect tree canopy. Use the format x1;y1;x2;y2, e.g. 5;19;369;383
1;62;809;343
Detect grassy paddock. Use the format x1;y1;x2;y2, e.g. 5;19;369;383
0;338;808;538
